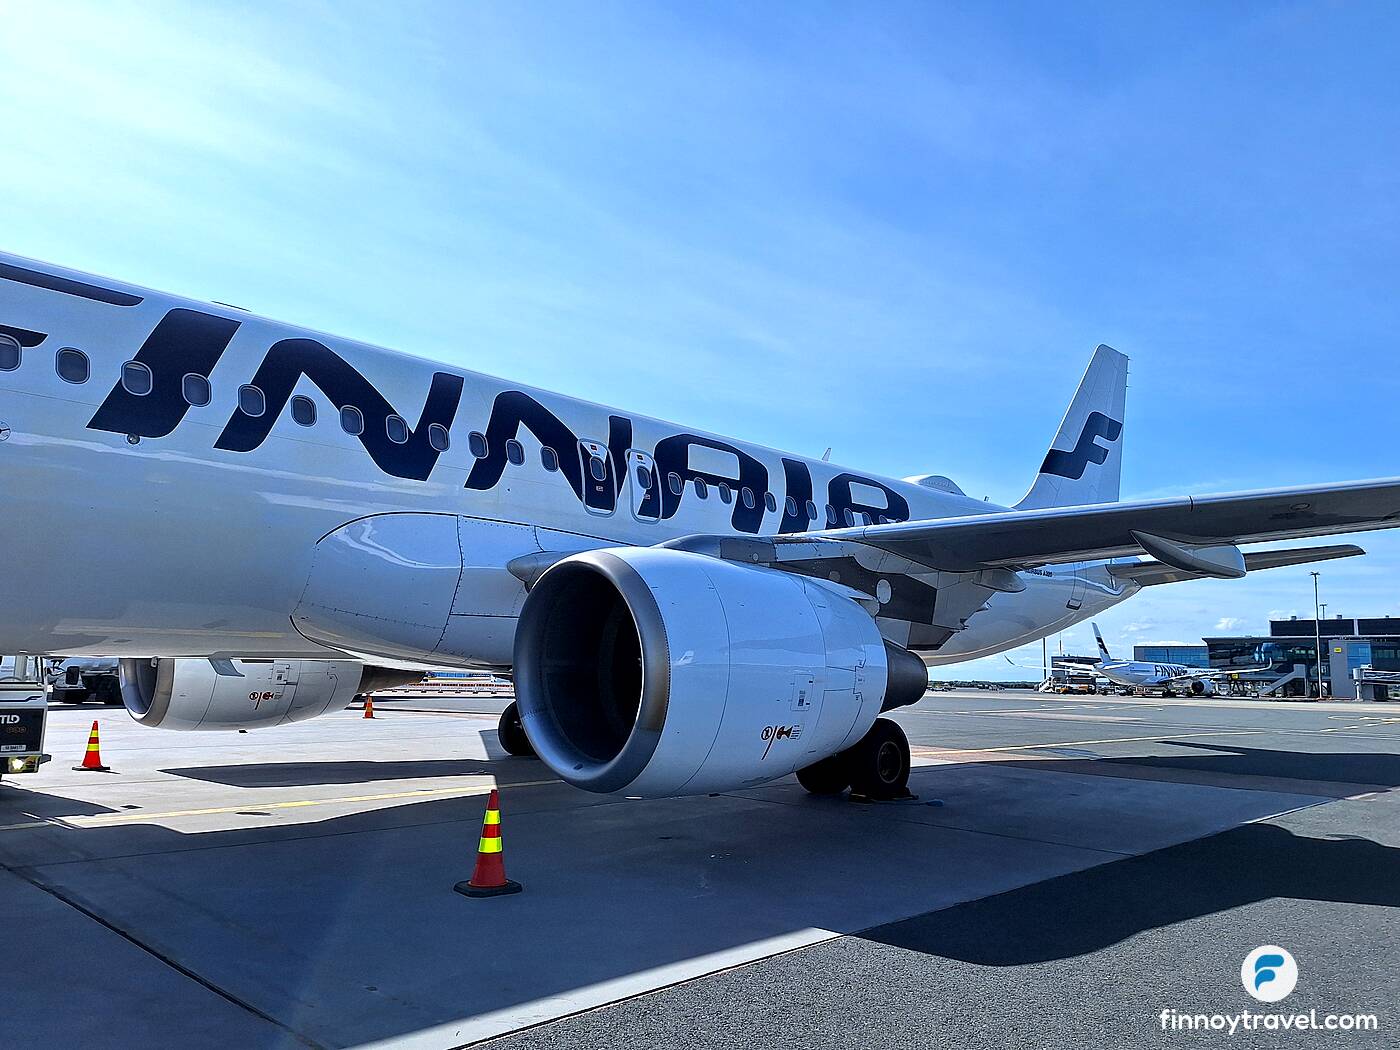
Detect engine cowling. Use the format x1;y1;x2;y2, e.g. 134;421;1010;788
119;658;413;730
513;547;928;797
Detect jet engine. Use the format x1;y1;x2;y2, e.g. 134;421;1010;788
512;547;929;797
1184;678;1218;696
119;658;418;730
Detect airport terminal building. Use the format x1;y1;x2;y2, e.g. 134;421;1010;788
1137;617;1400;698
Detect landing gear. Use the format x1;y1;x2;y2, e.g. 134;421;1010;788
846;718;912;800
497;701;535;758
796;752;849;795
796;717;912;801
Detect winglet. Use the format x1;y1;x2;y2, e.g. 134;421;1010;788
1016;345;1128;510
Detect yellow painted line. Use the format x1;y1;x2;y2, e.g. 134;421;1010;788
0;820;51;832
913;729;1263;757
0;777;561;832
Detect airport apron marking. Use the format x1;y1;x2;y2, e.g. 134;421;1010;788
0;776;562;832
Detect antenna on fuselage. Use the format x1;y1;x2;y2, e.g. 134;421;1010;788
821;448;831;462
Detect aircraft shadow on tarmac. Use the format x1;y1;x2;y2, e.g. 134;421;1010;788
862;741;1400;965
858;819;1400;966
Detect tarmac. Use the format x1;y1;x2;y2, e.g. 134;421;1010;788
3;689;1398;1048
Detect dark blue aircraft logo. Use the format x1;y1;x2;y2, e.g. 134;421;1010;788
1040;411;1123;481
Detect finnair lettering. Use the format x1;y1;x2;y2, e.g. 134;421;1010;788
84;309;910;529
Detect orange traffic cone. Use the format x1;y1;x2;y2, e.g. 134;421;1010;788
362;696;375;719
454;788;522;897
73;720;111;772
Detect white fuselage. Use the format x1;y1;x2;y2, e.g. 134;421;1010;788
1096;661;1195;688
0;254;1135;665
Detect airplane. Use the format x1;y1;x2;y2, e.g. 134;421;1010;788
1065;623;1267;696
0;251;1392;801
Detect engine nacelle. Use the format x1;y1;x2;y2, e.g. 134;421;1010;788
1185;678;1217;696
513;547;928;797
119;658;396;730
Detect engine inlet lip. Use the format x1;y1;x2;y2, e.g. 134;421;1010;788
118;657;174;724
513;550;670;793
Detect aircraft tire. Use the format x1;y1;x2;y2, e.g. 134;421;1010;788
497;701;535;757
846;717;911;800
796;754;849;795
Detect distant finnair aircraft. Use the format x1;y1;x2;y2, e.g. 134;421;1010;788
0;253;1384;798
1079;623;1260;695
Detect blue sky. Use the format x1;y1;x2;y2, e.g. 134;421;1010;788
3;2;1398;676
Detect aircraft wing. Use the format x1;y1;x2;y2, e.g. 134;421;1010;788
790;477;1400;573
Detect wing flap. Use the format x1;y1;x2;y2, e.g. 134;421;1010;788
1108;543;1366;587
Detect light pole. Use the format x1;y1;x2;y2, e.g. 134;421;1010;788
1311;571;1324;699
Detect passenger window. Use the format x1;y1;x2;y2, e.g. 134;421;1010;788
842;508;855;527
56;347;89;384
238;385;266;417
386;413;409;444
694;478;708;499
340;405;365;436
506;438;525;465
428;423;450;452
589;455;607;482
825;504;838;526
468;431;488;458
764;491;777;512
718;483;732;504
0;334;20;371
635;465;653;490
806;500;818;521
668;472;682;495
121;360;153;396
541;446;559;472
182;373;211;407
742;487;756;509
290;395;316;427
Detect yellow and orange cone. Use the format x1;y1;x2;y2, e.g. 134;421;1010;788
362;696;376;719
454;788;522;897
73;720;111;772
